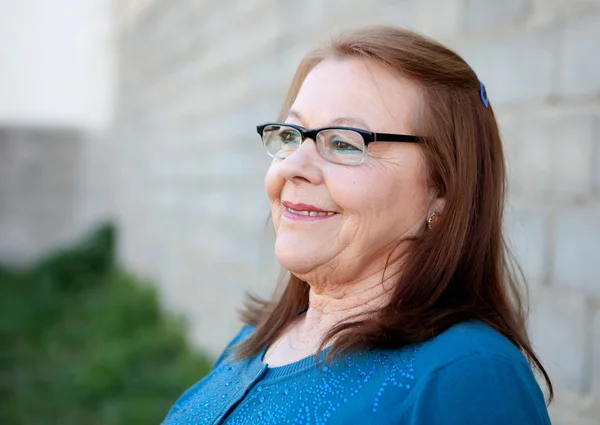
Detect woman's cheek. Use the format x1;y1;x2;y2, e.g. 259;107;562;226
265;166;284;231
264;165;282;203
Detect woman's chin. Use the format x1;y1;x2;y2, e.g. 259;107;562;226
275;255;315;276
275;247;323;276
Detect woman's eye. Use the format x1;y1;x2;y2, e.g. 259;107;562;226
331;139;361;151
279;131;297;143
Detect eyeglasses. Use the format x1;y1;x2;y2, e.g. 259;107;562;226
256;122;423;165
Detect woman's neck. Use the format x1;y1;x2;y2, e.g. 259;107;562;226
295;272;397;345
264;258;404;367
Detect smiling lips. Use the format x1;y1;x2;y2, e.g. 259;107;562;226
282;201;338;220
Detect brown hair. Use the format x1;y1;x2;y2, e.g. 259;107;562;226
238;26;552;401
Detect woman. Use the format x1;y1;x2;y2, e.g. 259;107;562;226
163;26;552;424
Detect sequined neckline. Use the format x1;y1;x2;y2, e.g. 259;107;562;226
261;345;333;380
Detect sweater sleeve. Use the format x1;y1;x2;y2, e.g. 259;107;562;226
400;353;551;425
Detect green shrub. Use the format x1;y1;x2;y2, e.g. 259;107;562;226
0;224;213;425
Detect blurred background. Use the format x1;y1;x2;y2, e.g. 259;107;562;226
1;0;599;424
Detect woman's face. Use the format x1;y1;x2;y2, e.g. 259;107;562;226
265;57;435;286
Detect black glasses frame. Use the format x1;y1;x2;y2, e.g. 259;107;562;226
256;122;423;145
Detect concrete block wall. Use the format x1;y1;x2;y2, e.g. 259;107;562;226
113;0;600;422
0;127;113;265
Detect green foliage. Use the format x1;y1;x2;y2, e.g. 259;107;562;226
0;224;213;425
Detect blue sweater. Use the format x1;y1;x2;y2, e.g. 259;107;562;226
162;322;551;424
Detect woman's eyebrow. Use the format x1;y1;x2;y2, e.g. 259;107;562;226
286;110;305;125
329;117;371;130
287;110;371;130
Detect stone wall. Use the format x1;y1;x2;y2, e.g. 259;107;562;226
109;1;600;423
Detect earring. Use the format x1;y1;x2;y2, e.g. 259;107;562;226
427;212;439;229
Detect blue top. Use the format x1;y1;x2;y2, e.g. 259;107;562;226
162;321;551;424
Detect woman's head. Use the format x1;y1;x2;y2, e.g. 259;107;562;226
242;26;552;400
264;56;438;288
266;27;501;289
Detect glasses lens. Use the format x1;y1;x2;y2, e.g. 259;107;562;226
317;129;366;164
262;125;301;158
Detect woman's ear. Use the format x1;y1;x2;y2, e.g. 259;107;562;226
428;190;446;216
429;197;446;216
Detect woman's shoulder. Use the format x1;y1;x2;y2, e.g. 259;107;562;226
225;324;256;348
407;321;528;373
211;324;256;368
391;322;551;424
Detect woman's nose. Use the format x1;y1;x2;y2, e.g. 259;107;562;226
277;138;324;185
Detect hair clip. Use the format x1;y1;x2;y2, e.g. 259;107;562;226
479;80;489;108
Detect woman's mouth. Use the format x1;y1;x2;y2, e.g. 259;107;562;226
282;201;338;221
285;207;336;217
